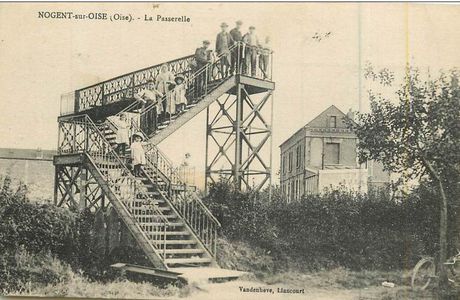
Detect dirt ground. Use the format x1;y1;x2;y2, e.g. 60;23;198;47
185;280;433;300
182;272;437;300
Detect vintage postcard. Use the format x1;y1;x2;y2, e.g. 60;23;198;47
0;2;459;300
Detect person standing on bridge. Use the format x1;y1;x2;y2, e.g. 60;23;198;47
259;36;271;79
230;20;244;74
156;64;175;119
215;22;233;78
194;40;211;99
243;26;260;77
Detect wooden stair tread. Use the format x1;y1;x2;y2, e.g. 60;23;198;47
139;222;183;226
165;257;212;264
163;248;204;254
152;239;197;245
135;214;178;219
147;231;190;236
134;206;171;211
131;199;165;204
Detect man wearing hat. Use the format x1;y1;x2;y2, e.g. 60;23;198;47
243;26;260;76
215;22;233;78
230;20;244;74
194;40;211;98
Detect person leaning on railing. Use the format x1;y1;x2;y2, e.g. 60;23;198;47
242;26;261;77
229;20;244;74
259;36;271;80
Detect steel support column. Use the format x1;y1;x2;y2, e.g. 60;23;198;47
205;76;274;193
54;162;107;212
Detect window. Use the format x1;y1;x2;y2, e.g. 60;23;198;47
329;116;337;128
296;145;302;168
324;142;340;165
281;155;285;174
284;155;288;174
295;180;298;200
288;152;293;172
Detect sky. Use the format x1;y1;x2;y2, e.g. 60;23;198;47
0;3;459;188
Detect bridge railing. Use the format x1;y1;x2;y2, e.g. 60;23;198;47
59;55;194;116
60;41;273;117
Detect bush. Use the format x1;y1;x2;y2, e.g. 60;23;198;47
0;177;77;261
0;176;118;290
204;181;442;271
0;247;73;294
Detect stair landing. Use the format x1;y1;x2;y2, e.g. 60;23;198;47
170;267;248;284
111;264;248;284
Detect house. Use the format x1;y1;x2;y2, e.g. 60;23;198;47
279;105;390;200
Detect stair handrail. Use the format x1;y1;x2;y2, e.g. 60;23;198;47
180;43;240;100
128;122;183;185
177;189;221;227
136;42;240;133
169;187;220;256
141;153;221;256
105;100;140;126
133;126;222;255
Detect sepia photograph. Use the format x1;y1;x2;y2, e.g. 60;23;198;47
0;2;459;299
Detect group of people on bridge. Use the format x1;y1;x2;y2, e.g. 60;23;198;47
195;20;271;80
106;20;272;175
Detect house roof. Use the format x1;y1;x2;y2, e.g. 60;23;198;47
279;105;354;148
0;148;56;160
304;105;346;128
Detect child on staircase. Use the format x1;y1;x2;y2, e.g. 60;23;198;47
173;74;187;114
130;132;147;177
107;113;130;157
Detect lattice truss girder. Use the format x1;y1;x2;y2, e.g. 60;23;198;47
205;84;273;192
58;120;108;154
55;165;108;212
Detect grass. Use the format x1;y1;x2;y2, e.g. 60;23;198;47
6;255;454;300
259;267;408;289
12;271;183;299
3;249;182;299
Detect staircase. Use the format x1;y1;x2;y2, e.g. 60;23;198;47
99;118;220;260
58;115;216;269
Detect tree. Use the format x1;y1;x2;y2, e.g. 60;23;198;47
347;68;460;290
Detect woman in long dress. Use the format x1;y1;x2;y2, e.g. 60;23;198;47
155;64;175;118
